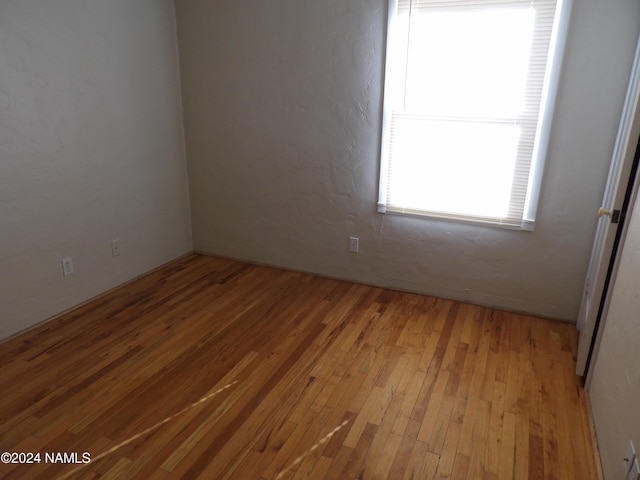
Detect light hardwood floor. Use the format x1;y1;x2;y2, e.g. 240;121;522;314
0;253;599;479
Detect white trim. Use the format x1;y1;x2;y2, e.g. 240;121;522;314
377;0;399;213
523;0;572;225
521;219;535;232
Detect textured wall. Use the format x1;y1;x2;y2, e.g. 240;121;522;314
175;0;640;320
0;0;193;339
589;184;640;479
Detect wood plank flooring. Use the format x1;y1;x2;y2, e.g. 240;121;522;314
0;253;599;479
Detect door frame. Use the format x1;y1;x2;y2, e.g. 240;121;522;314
576;34;640;377
584;138;640;387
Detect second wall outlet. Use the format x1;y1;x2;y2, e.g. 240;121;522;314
348;236;359;253
61;257;74;276
111;239;121;257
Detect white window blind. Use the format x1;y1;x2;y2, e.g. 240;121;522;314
378;0;569;229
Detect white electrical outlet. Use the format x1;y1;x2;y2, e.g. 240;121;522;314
61;257;74;276
111;239;121;257
624;441;637;477
348;236;359;253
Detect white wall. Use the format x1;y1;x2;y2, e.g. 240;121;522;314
0;0;193;339
175;0;640;320
589;183;640;480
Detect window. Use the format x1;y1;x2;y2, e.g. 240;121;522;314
378;0;570;229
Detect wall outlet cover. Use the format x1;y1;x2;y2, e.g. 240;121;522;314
111;239;121;257
348;236;359;253
61;257;73;276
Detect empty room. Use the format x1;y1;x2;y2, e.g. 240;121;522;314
1;0;640;479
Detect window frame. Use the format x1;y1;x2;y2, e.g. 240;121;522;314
377;0;573;231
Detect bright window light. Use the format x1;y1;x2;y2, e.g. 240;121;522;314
405;9;534;119
379;0;568;229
